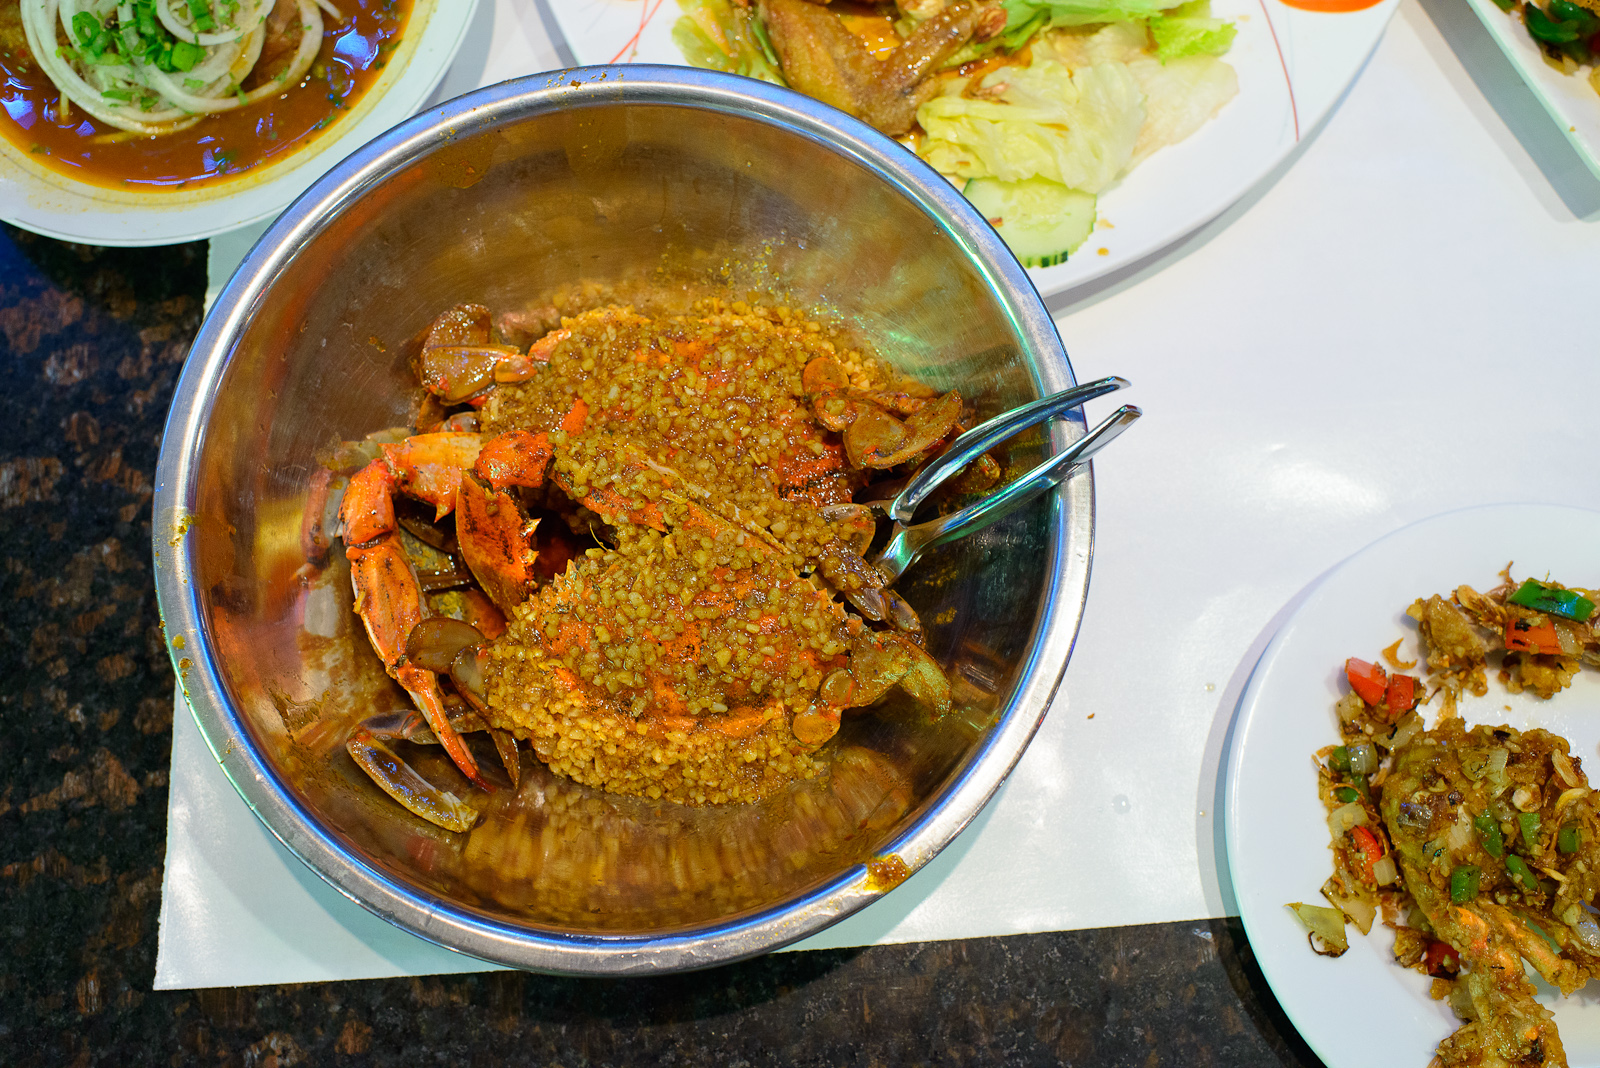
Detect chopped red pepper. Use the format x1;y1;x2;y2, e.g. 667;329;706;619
1385;674;1416;717
1506;617;1562;655
1345;658;1388;705
1350;824;1383;883
1424;940;1461;978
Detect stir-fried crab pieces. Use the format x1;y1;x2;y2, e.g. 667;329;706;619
1410;571;1600;702
337;426;557;821
333;299;968;821
478;454;951;805
1380;720;1600;1068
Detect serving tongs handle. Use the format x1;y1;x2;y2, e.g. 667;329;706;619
887;375;1130;524
871;404;1141;584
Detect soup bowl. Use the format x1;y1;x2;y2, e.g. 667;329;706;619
153;65;1092;975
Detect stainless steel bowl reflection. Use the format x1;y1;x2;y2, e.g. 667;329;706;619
153;65;1093;975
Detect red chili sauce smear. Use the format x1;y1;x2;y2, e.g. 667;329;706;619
0;0;411;191
1276;0;1385;12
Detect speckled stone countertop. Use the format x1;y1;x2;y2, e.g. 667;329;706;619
0;222;1322;1067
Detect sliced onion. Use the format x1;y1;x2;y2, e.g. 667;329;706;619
1286;902;1348;956
1568;909;1600;952
1347;742;1378;776
1322;876;1376;935
1328;801;1368;839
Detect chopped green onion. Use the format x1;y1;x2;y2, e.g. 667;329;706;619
72;11;103;50
1508;579;1596;622
1475;813;1506;858
1330;747;1351;773
100;88;133;101
1505;854;1540;892
169;40;205;71
187;0;217;33
136;1;160;39
1450;865;1481;903
1519;812;1542;850
1335;786;1360;804
1560;824;1580;854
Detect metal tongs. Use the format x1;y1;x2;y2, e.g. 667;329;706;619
864;376;1140;583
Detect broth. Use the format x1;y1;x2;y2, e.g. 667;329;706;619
0;0;411;191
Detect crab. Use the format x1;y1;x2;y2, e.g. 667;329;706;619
326;301;974;829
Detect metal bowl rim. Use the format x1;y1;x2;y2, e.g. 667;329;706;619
152;65;1094;975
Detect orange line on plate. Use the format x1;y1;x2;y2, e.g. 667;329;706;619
610;0;668;63
1256;0;1300;141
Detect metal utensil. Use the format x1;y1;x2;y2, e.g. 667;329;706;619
872;375;1130;524
874;404;1141;583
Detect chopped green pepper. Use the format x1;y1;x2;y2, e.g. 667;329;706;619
1329;747;1351;773
1560;824;1580;854
1508;579;1595;622
1450;865;1481;903
1525;3;1581;42
1505;854;1540;892
1519;812;1541;850
1475;813;1506;858
1335;786;1360;804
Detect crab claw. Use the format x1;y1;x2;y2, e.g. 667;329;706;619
849;632;951;714
790;634;950;747
455;431;554;613
347;537;492;792
346;717;478;832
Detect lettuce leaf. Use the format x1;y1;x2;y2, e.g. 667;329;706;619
916;56;1145;193
1001;0;1182;32
672;0;786;84
1147;0;1237;60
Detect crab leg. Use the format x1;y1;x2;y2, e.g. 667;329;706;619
346;536;491;791
341;459;491;792
791;631;951;746
346;712;477;832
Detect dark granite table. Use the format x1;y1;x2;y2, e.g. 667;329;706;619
0;222;1321;1067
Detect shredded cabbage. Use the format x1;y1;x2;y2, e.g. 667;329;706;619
1148;0;1238;61
917;58;1145;192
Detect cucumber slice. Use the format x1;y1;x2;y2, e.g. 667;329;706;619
962;177;1097;269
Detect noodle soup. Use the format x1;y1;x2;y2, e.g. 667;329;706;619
0;0;410;190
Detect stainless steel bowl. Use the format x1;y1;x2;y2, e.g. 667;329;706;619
153;65;1092;975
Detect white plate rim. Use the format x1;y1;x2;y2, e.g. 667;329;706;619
541;0;1400;299
0;0;480;246
1223;501;1600;1068
1460;0;1600;184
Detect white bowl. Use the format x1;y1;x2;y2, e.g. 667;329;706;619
0;0;478;246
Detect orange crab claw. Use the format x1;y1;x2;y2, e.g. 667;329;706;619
380;432;484;521
471;430;553;491
453;430;556;612
341;460;398;547
347;537;490;791
456;474;542;612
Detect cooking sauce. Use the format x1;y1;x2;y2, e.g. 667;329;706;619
0;0;411;191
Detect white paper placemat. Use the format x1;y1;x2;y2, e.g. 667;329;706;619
156;0;1600;989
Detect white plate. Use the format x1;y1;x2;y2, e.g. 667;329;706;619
1225;502;1600;1068
542;0;1398;298
1462;0;1600;183
0;0;479;246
